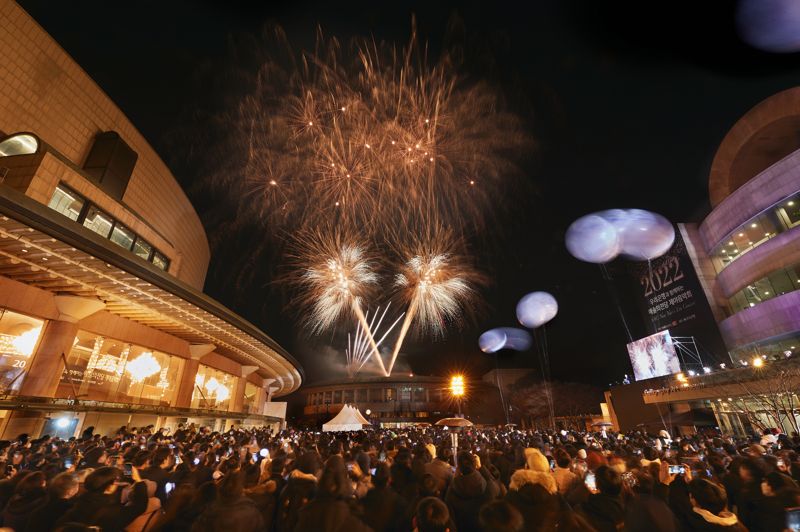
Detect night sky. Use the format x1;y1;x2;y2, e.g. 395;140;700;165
17;0;800;388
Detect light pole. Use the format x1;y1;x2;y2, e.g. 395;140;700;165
450;375;465;417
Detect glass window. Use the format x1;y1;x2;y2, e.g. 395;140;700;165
243;381;258;413
333;390;342;404
191;364;235;411
356;388;367;402
110;224;135;250
0;308;44;394
58;330;183;406
0;134;38;157
133;238;153;261
385;388;394;401
413;388;426;402
48;185;85;221
344;389;354;403
152;252;169;271
82;206;113;238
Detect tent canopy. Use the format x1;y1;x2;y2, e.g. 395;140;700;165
322;404;370;432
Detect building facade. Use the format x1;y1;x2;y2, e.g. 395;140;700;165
682;87;800;365
0;1;302;439
300;374;503;428
607;88;800;437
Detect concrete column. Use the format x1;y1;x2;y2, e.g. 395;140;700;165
20;296;104;398
230;366;258;413
174;344;215;409
18;320;79;398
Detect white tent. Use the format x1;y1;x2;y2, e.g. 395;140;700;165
322;404;369;432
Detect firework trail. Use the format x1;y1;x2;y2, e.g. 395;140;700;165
387;230;483;375
345;303;405;377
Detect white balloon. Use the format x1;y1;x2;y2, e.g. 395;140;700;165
565;215;621;264
516;291;558;329
479;327;531;353
479;329;507;354
607;209;675;261
499;327;532;351
737;0;800;53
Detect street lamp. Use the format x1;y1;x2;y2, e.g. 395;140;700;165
450;375;465;417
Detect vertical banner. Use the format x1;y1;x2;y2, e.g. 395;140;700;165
627;228;727;361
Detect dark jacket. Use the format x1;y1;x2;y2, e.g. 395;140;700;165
624;493;680;532
425;459;454;492
505;483;560;531
362;485;408;532
277;469;317;532
294;497;372;532
57;482;149;531
140;466;171;505
445;469;493;532
2;486;48;531
579;492;625;532
25;494;74;532
191;495;265;532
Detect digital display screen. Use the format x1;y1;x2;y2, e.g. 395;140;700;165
627;330;681;381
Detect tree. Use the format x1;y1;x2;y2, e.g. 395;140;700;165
509;379;604;430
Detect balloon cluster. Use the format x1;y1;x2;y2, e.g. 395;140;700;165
565;209;675;264
478;291;558;353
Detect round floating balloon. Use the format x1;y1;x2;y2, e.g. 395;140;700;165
516;291;558;329
479;328;507;354
737;0;800;53
565;214;621;264
607;209;675;261
479;327;531;353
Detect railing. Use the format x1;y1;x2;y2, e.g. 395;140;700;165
0;395;283;423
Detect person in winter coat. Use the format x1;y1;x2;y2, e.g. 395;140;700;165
191;471;264;532
578;465;625;532
57;466;149;530
753;471;800;532
26;471;79;531
294;455;371;532
276;451;320;532
2;471;47;530
684;478;747;531
479;499;524;532
552;449;579;495
425;448;454;493
362;463;408;532
445;451;495;532
504;469;560;531
623;470;679;532
124;479;161;532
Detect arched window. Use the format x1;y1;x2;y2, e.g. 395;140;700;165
0;133;39;157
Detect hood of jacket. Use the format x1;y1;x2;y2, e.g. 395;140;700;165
692;507;739;526
290;469;318;483
451;469;487;499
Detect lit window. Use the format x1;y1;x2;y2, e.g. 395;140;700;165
133;238;153;260
152;252;169;271
82;206;113;238
110;224;135;250
48;185;85;221
0;134;38;157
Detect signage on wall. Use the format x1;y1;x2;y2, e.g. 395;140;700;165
627;227;728;362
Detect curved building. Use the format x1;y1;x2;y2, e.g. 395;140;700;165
0;2;301;438
688;87;800;363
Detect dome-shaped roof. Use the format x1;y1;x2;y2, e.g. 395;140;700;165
710;87;800;206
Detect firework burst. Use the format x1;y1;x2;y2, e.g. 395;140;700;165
198;22;530;369
386;231;483;375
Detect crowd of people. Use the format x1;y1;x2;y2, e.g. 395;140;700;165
0;423;796;531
